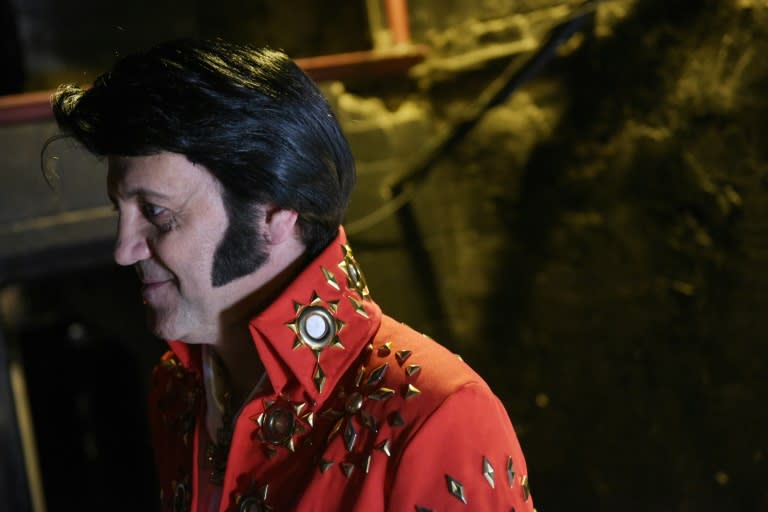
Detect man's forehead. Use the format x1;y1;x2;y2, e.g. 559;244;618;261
106;153;218;198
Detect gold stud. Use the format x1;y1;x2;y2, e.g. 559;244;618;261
341;462;355;478
404;384;421;400
368;387;396;401
445;475;468;504
348;296;368;318
378;341;392;357
395;349;412;365
302;412;315;428
345;392;365;415
343;421;358;452
318;459;334;473
355;365;366;387
313;364;327;393
507;456;515;487
405;364;421;377
388;411;405;427
482;456;495;489
322;266;339;290
366;363;389;387
328;417;344;442
521;475;530;501
375;439;391;457
360;410;379;433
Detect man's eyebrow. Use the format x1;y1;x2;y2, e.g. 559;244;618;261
112;187;174;201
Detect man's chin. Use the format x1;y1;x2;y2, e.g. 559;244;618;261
145;309;180;341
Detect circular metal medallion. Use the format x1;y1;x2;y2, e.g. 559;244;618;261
239;497;263;512
263;407;296;444
298;306;335;350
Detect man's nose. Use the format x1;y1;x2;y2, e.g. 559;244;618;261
113;219;151;266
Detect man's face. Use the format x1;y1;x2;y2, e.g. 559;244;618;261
107;152;267;343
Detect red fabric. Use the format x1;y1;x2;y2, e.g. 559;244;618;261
148;228;535;511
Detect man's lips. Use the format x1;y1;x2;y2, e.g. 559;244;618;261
141;279;173;299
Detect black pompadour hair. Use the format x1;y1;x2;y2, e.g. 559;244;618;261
50;38;356;259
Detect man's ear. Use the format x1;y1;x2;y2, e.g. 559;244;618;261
263;206;299;245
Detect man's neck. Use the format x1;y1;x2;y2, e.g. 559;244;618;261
211;238;310;405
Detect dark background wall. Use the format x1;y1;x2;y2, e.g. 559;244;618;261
1;0;767;511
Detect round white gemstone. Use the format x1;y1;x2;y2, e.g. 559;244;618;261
305;313;329;340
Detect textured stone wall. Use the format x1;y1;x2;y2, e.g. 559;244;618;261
335;0;768;510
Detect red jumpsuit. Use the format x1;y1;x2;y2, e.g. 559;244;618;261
149;229;535;511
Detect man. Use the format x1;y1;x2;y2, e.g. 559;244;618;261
50;39;534;511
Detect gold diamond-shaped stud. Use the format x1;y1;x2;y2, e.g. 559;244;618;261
343;420;358;452
368;387;396;401
445;475;468;504
507;456;515;487
521;474;530;501
366;363;389;387
313;363;327;393
404;384;421;400
355;365;366;387
482;456;495;489
321;266;339;290
348;295;368;318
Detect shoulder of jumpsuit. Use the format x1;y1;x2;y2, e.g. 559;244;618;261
246;225;383;407
361;319;536;511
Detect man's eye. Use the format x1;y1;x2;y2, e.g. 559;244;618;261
142;203;167;218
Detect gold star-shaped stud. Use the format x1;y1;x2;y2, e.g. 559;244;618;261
251;398;311;453
286;292;345;393
445;475;468;504
482;456;495;488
